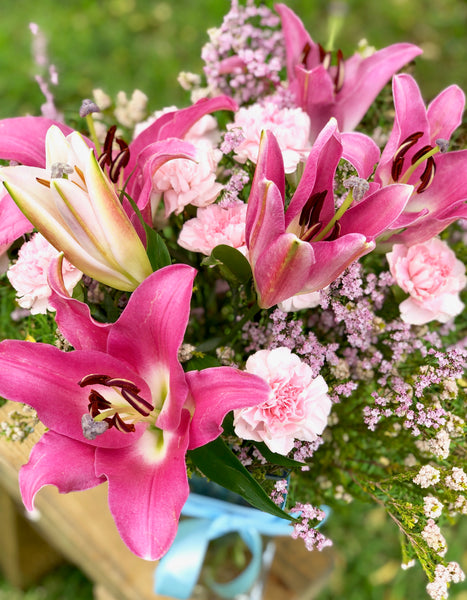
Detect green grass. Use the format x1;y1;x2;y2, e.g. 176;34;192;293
0;0;466;121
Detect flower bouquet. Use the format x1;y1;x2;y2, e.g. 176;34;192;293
0;1;466;599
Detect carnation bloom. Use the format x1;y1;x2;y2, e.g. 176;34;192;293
7;233;82;314
178;201;247;255
386;237;466;325
233;347;331;455
227;102;311;173
152;140;223;217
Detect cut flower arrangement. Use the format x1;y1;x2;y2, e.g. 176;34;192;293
0;2;466;599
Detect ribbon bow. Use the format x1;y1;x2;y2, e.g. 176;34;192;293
154;491;330;599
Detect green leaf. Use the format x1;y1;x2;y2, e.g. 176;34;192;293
188;437;295;522
253;441;306;469
146;230;172;270
185;355;222;371
210;244;252;284
122;191;171;270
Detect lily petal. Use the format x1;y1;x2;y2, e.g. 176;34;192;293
95;411;191;560
427;84;465;143
48;254;111;352
186;367;272;450
339;183;413;238
0;340;147;448
127;96;238;176
302;235;374;293
107;265;196;431
0;116;74;166
253;234;315;308
341;131;380;180
336;43;422;132
286;118;341;227
245;130;285;246
19;430;104;511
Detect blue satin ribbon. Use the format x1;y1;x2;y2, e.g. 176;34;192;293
154;492;330;599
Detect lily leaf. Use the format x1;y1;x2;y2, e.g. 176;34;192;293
210;244;252;284
122;192;171;270
185;355;222;371
253;441;306;469
188;437;295;522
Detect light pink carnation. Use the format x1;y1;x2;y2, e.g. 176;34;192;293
178;201;247;255
387;238;466;325
7;233;82;315
233;347;331;455
152;140;223;217
227;102;311;173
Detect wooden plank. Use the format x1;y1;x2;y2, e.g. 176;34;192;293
0;401;336;599
0;401;172;600
0;486;64;588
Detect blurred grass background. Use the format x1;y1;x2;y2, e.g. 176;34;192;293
0;0;467;120
0;0;466;598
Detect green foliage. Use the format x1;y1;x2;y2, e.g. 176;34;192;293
188;436;295;521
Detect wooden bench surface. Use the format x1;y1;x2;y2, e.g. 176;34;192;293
0;401;335;599
0;401;172;600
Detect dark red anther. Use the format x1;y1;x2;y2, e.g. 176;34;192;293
302;42;312;66
109;413;136;434
391;156;405;182
410;144;434;165
391;131;425;181
334;49;345;93
79;374;111;387
417;157;436;193
300;221;322;242
325;221;341;242
299;191;327;229
121;388;154;417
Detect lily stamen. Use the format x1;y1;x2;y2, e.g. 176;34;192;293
98;125;130;185
390;131;441;192
79;373;155;435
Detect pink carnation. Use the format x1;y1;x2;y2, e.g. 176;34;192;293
387;238;466;325
227;102;311;173
7;233;82;315
233;347;331;455
152;140;223;217
178;201;247;256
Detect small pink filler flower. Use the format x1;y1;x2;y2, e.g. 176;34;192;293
7;233;82;314
233;347;331;455
386;237;466;325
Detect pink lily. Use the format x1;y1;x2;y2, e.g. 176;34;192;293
0;261;271;560
0;126;156;291
374;74;467;247
246;120;413;308
125;95;238;223
275;4;422;141
0;117;75;265
0;97;237;264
